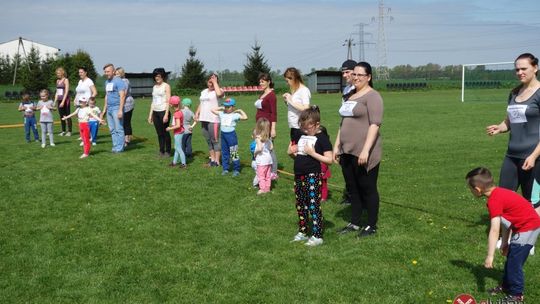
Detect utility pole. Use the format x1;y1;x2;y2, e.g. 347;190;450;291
352;23;373;62
372;0;392;80
342;38;356;60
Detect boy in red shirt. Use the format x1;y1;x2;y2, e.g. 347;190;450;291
466;167;540;302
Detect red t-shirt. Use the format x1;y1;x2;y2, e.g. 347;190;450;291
487;187;540;232
173;110;184;134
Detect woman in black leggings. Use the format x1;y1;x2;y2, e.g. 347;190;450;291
147;68;171;157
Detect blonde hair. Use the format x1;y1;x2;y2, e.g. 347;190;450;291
283;67;304;93
115;67;125;78
255;118;271;142
55;67;66;78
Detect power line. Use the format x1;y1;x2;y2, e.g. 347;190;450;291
372;0;393;80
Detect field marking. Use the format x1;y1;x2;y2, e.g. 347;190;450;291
0;121;62;129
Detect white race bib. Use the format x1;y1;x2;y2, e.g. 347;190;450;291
56;88;64;96
221;115;234;127
254;99;263;109
339;101;358;117
297;135;318;155
507;104;528;124
106;83;114;92
42;106;50;114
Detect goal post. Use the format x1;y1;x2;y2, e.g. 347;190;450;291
461;61;514;102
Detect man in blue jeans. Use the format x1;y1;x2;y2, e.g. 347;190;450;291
101;63;126;153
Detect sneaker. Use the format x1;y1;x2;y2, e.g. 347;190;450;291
92;142;96;146
211;161;220;167
77;137;82;140
65;132;72;137
337;223;360;235
530;246;535;256
305;236;324;247
163;152;171;158
79;154;88;159
50;143;55;147
59;132;65;136
291;232;309;242
41;144;46;148
488;285;506;296
169;163;177;167
221;170;229;175
500;294;523;302
232;171;240;177
79;142;84;146
270;172;279;180
358;226;377;238
179;164;187;169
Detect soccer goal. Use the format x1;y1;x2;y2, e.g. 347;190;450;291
461;61;515;102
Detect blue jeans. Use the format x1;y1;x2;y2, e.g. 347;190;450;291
221;130;240;172
503;243;533;296
173;133;186;165
106;108;124;152
182;132;193;158
89;120;99;143
24;116;39;141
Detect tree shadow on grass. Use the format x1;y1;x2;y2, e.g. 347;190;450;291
450;260;502;292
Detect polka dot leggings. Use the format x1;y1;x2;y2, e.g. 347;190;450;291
294;173;323;238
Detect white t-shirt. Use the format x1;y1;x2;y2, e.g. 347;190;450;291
199;89;219;123
75;78;95;106
255;140;273;166
77;107;92;123
152;84;168;112
287;86;311;128
88;106;101;122
37;100;54;123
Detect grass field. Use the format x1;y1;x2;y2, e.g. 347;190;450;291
1;89;538;303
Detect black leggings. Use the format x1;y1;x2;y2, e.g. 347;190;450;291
58;102;72;132
499;156;536;201
340;154;380;228
123;109;134;136
152;111;171;154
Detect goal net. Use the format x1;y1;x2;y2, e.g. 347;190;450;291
461;61;515;102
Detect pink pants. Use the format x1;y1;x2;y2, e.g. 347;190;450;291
257;164;272;192
79;122;90;155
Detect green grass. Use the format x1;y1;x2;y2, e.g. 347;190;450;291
1;89;538;303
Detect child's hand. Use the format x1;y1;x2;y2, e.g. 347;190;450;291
304;143;315;156
484;255;494;269
166;127;171;131
62;116;66;121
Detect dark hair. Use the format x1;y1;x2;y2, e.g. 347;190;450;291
258;73;274;89
103;63;114;71
465;167;494;189
356;61;374;88
298;105;321;127
152;67;168;82
511;53;539;94
78;66;88;73
319;125;330;139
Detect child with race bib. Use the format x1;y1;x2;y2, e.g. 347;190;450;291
288;106;333;247
88;99;102;146
36;89;56;148
211;98;248;177
62;97;104;159
18;92;39;143
166;96;187;169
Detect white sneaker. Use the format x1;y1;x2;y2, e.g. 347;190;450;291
79;142;84;146
291;232;309;242
59;132;65;136
77;137;82;140
305;236;323;247
50;143;55;147
65;132;71;137
79;154;88;159
530;246;535;256
41;144;45;148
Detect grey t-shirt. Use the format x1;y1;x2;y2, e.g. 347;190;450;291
37;100;54;123
182;108;194;134
506;89;540;159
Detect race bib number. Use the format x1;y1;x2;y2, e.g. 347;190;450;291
221;115;234;127
56;88;64;96
254;99;263;109
24;105;33;112
106;83;114;92
507;104;528;123
297;135;318;155
339;101;358;117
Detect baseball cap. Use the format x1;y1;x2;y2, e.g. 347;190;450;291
182;98;192;107
169;96;180;105
223;98;236;107
79;96;88;103
341;60;357;71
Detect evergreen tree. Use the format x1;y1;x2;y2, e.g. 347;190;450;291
19;47;48;94
243;41;270;86
0;55;12;84
177;46;207;90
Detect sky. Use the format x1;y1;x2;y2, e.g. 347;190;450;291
1;0;539;75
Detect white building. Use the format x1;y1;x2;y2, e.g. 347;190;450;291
0;37;60;60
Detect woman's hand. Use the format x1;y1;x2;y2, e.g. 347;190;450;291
163;115;169;123
523;154;538;171
270;129;276;139
486;124;503;136
59;102;65;108
147;116;153;124
358;149;369;166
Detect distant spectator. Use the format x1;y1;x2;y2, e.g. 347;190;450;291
54;67;71;136
115;67;135;146
101;63;126;153
254;73;279;179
